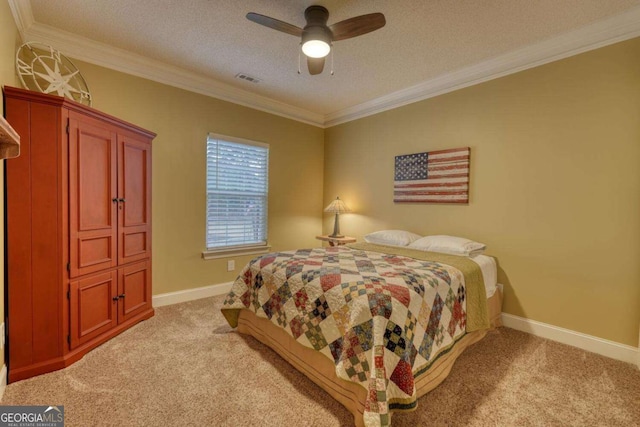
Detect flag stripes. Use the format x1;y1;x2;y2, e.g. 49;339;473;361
394;147;470;203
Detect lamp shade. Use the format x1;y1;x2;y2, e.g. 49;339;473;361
324;196;351;214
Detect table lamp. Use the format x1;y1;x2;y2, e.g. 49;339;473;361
324;196;351;238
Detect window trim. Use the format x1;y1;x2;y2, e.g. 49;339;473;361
208;132;269;150
202;133;269;259
202;244;272;260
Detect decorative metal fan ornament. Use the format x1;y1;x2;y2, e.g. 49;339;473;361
16;42;92;106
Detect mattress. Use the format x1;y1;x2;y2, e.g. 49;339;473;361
470;254;498;298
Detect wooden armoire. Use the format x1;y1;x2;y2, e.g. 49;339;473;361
3;87;155;382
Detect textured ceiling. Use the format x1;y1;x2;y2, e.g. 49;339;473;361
27;0;640;116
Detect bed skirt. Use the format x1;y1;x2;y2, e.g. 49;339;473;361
236;289;503;427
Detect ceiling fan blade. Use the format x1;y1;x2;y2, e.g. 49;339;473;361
307;57;325;75
329;13;386;41
246;13;303;37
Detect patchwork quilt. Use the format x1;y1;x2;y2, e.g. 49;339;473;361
221;243;489;427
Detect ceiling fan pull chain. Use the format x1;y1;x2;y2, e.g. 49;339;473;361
297;47;301;74
330;49;334;76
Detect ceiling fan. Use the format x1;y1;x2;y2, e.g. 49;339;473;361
246;5;386;75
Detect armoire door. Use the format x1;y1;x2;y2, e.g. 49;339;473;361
117;134;152;265
69;271;119;349
118;260;152;323
69;113;118;278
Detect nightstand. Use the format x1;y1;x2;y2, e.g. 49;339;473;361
316;235;356;247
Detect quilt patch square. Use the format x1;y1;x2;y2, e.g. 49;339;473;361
344;320;373;359
320;272;342;292
344;353;370;382
368;292;393;319
305;322;328;350
293;289;309;312
342;281;368;303
404;312;417;343
301;269;321;285
383;321;407;358
311;295;331;321
286;262;304;278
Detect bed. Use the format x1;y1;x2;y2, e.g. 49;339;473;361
221;242;502;427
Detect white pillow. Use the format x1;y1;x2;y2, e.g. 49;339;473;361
363;230;422;247
408;235;486;257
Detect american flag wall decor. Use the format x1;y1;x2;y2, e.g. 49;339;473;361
394;147;470;204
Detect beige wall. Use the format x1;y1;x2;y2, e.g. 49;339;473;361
70;61;324;296
1;3;638;354
0;1;19;369
325;38;640;347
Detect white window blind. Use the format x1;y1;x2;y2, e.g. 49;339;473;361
206;135;269;250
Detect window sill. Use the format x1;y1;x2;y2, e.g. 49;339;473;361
202;244;272;260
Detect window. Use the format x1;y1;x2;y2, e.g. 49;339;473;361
205;134;269;255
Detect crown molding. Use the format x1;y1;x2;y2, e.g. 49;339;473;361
7;0;33;40
8;1;640;128
325;6;640;127
8;1;324;128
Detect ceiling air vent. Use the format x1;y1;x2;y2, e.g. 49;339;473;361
235;73;262;84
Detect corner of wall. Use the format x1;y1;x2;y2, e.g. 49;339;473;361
0;363;6;401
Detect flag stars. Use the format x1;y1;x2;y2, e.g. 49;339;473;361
395;153;429;181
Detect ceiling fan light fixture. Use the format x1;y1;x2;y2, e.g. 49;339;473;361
302;39;330;58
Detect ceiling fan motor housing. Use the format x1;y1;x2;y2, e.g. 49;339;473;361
302;5;333;47
304;5;329;25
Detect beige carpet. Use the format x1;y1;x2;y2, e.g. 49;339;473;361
2;295;639;427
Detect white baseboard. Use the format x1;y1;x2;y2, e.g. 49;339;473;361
502;313;639;366
0;364;6;401
152;282;233;307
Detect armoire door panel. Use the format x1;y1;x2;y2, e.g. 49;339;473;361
69;113;118;278
77;235;115;269
122;143;147;226
122;230;148;258
118;135;152;265
118;261;151;323
79;134;113;230
70;271;118;350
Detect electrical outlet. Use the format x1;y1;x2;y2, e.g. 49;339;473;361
227;260;235;271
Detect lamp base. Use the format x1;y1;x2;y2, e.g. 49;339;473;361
330;214;344;239
328;234;344;238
